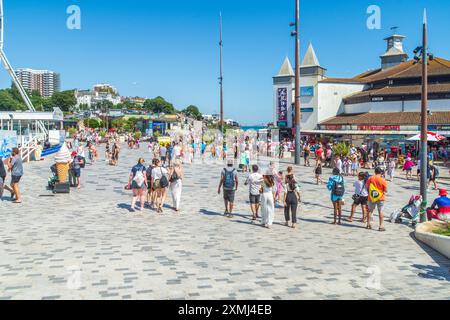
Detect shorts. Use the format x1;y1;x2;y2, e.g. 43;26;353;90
72;169;81;178
11;175;21;184
368;200;384;212
131;181;145;190
353;195;368;206
223;189;235;203
249;194;261;204
161;156;167;162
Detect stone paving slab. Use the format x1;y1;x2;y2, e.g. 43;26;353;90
0;145;449;300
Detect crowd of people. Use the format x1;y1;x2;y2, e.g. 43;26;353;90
3;128;450;227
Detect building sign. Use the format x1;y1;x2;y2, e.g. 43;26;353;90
277;88;288;121
0;130;17;159
277;121;287;128
301;108;314;113
357;125;400;131
152;121;166;133
427;125;450;131
300;86;314;97
324;125;343;130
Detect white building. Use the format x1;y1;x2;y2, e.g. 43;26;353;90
76;84;121;109
15;68;60;98
273;44;363;134
273;34;450;138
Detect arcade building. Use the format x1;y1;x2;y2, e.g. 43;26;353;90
273;34;450;145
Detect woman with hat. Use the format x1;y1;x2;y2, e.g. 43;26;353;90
260;168;275;229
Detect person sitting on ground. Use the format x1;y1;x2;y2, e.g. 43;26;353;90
427;188;450;222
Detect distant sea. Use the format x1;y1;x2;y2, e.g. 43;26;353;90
241;125;266;131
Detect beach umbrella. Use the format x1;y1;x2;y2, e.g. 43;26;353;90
407;131;446;142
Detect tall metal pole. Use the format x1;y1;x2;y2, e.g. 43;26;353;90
294;0;301;165
219;12;224;136
420;9;429;220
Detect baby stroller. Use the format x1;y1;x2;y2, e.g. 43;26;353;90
48;164;59;190
390;195;422;226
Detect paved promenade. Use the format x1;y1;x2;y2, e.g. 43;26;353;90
0;145;449;300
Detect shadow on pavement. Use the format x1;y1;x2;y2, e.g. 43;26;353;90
409;232;450;282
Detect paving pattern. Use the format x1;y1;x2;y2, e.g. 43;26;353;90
0;145;449;300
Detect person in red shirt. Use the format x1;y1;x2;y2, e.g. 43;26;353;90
366;167;388;231
315;144;324;165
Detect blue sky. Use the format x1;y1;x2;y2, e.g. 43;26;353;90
0;0;449;125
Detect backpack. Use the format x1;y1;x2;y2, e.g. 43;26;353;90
434;166;440;177
133;169;145;187
368;183;383;203
332;176;345;197
159;168;169;188
79;156;86;168
223;169;236;189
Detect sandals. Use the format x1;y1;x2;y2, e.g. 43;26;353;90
366;225;373;230
379;227;386;232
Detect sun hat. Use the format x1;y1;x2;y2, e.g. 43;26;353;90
439;189;448;197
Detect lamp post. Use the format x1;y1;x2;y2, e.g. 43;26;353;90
290;0;301;165
414;9;433;221
219;12;224;137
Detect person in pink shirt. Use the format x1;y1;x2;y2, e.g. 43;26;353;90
403;157;414;180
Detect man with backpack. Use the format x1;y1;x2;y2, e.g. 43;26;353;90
218;160;239;218
366;167;388;231
327;168;345;225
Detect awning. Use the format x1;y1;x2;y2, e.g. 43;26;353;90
302;129;450;137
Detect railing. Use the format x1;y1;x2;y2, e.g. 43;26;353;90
19;135;39;163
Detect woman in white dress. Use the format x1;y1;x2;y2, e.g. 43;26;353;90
169;160;184;212
260;168;275;229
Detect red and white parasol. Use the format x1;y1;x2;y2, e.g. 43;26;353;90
407;131;446;142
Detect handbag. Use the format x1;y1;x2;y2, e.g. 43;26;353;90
352;194;360;201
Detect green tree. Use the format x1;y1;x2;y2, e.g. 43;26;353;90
48;90;77;112
143;96;176;114
0;89;26;111
182;105;202;120
333;142;350;157
84;118;103;129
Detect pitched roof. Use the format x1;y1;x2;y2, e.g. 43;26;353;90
276;57;295;77
320;111;450;126
319;57;450;84
344;83;450;101
302;43;320;67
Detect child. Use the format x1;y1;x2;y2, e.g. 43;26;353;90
315;162;324;185
275;171;284;204
351;154;359;176
387;159;396;182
